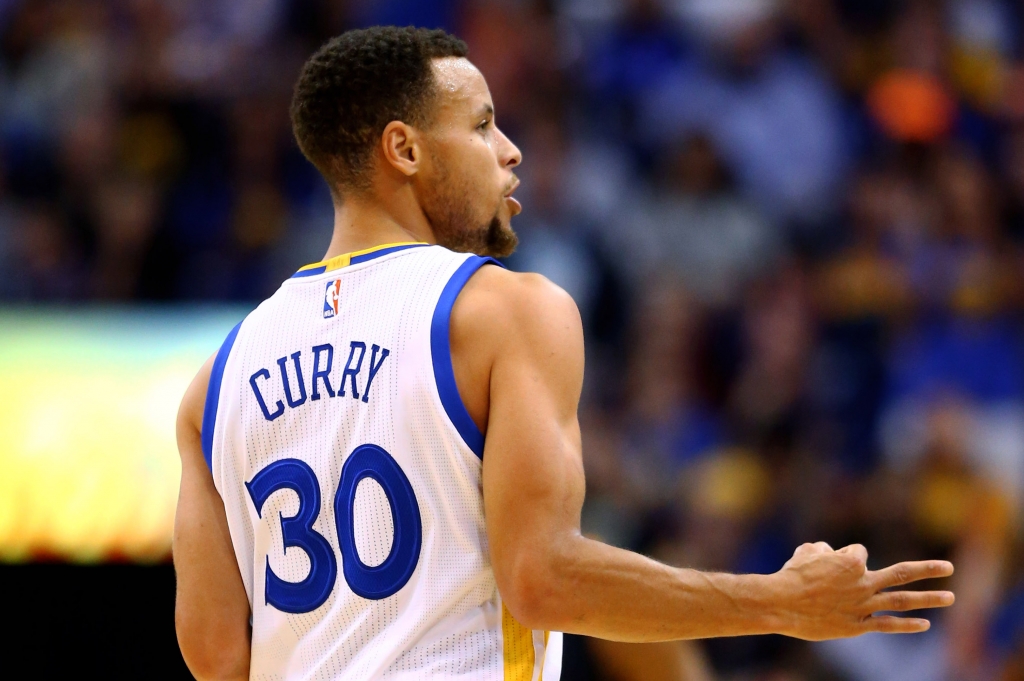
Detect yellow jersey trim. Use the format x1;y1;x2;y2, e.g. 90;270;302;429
292;242;428;277
503;603;535;681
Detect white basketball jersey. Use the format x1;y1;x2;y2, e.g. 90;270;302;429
201;243;562;681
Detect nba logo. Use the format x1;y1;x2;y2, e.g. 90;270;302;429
323;279;341;318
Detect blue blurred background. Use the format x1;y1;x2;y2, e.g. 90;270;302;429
1;0;1023;679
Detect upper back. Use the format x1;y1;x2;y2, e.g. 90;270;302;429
202;243;515;679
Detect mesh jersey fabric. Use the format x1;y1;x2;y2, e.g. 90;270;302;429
205;244;562;680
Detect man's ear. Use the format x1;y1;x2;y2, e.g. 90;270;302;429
381;121;421;177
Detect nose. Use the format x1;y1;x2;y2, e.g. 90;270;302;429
497;127;522;169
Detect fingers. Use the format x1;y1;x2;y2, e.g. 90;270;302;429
865;615;931;634
867;590;955;613
871;560;954;589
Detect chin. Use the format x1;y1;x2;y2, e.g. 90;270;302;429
481;217;518;259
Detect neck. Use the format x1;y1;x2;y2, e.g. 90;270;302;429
322;188;435;260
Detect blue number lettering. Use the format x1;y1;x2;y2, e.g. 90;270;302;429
334;444;422;600
245;459;337;613
246;446;422;612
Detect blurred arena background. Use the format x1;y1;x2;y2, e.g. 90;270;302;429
1;0;1023;678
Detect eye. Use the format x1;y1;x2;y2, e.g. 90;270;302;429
477;118;492;131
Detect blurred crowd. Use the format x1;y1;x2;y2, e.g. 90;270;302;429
2;0;1023;679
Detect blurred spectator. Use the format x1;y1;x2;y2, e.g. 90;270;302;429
613;133;780;307
91;175;158;299
640;2;849;228
583;0;688;143
618;280;722;493
728;265;812;448
2;202;86;299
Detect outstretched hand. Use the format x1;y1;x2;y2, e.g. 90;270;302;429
773;542;955;641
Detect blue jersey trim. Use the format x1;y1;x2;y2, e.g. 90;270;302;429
292;266;327;278
349;243;428;265
430;256;502;459
202;320;243;471
290;243;429;279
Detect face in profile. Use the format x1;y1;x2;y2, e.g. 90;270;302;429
415;57;523;258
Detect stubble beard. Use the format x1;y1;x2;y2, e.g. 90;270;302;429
442;214;518;258
422;160;519;258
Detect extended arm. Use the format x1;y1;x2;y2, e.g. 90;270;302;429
454;268;954;642
173;357;251;680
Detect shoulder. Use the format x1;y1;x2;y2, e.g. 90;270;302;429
458;264;580;334
451;264;583;366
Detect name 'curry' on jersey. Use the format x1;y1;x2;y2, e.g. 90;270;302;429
202;242;561;681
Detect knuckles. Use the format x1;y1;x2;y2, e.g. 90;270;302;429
839;552;865;570
891;565;909;585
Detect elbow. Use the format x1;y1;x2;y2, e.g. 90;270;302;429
499;552;571;631
176;610;250;681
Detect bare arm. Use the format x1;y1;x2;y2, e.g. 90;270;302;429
453;267;954;642
173;356;251;680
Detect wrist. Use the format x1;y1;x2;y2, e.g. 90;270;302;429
702;571;794;637
748;572;796;636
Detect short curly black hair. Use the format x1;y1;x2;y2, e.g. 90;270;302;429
290;26;469;192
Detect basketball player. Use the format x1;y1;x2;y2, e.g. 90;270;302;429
173;26;955;681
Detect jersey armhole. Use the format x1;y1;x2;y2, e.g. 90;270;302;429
201;320;244;471
430;255;503;460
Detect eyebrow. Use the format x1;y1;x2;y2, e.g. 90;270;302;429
476;103;494;118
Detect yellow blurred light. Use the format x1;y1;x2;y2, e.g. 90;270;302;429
0;308;245;563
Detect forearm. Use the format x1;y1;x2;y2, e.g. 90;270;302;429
517;535;785;641
174;553;251;679
173;509;252;680
173;396;252;680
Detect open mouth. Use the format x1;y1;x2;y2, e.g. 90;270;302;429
504;180;522;214
503;178;520;199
